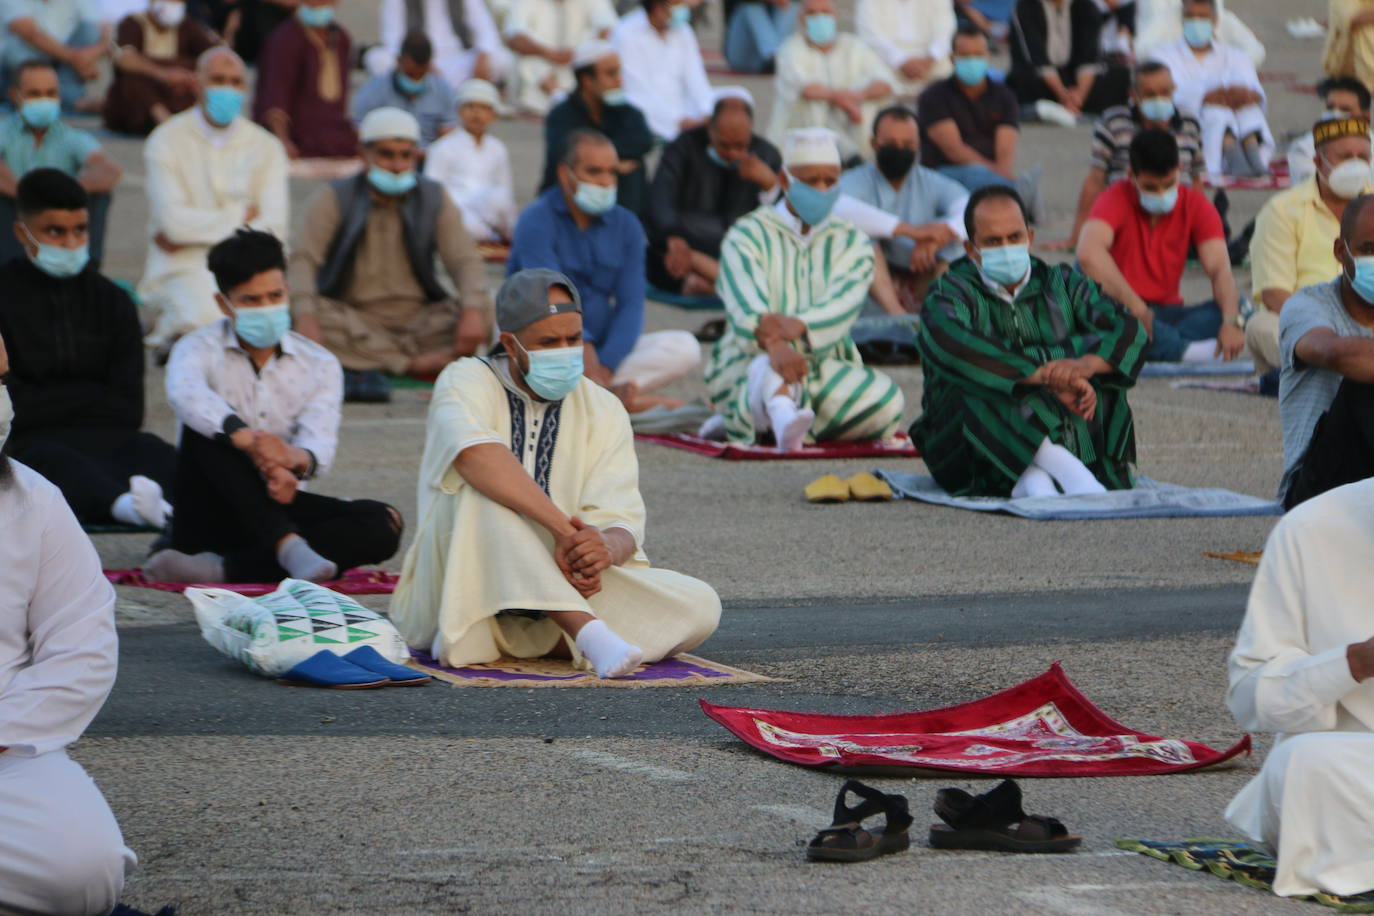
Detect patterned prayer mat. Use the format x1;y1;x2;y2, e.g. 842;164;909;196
702;663;1250;776
1171;379;1264;396
1116;839;1374;912
646;286;725;311
409;650;774;688
1204;550;1264;566
1139;359;1255;378
636;432;921;460
105;568;398;596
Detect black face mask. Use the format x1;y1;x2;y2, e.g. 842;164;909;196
875;145;917;181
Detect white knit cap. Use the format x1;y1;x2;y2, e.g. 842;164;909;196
782;127;840;167
359;106;421;144
713;85;755;111
572;39;616;70
457;78;500;108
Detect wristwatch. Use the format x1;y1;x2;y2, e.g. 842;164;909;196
1224;314;1246;330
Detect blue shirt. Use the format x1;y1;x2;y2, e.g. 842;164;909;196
350;71;457;147
839;161;968;266
507;186;647;372
0;0;85;67
0;114;99;177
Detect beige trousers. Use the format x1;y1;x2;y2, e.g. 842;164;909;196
1245;306;1280;376
314;297;460;374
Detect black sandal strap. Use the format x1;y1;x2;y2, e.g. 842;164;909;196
935;779;1027;831
832;780;913;836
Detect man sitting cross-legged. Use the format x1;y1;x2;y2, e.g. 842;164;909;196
704;127;905;450
912;185;1147;497
389;268;722;678
149;229;403;584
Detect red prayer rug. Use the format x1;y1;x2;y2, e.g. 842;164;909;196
409;650;773;688
104;568;398;596
701;663;1250;777
635;432;921;460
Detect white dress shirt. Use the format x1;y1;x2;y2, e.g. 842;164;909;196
165;319;344;474
612;8;715;141
1148;37;1265;120
423;127;518;240
856;0;955;70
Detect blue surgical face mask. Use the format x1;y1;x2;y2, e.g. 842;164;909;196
204;86;244;126
978;242;1031;288
1346;241;1374;304
233;303;291;348
19;97;58;130
707;145;734;169
1138;97;1175;123
1137;183;1178;214
368;166;418;196
516;339;584;400
574;181;617;216
23;224;87;278
396;72;426;95
670;3;691;25
953;56;989;86
784;170;840;226
602;87;627;106
297;4;335;27
805;13;836;45
1182;17;1213;48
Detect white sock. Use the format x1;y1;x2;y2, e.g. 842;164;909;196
697;413;727;440
767;395;813;451
129;475;171;528
574;619;643;679
1031;439;1107;495
1011;466;1057;498
1181;339;1219;363
110;492;143;527
276;534;338;582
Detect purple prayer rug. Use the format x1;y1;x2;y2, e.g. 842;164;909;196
408;650;773;688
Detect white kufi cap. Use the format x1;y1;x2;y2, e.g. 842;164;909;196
359;106;421;144
713;85;756;111
572;39;616;70
782;127;840;167
457;78;501;108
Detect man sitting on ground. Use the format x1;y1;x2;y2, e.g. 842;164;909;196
423;78;517;243
0;348;136;916
1324;0;1374;105
1006;0;1129;120
705;128;905;449
646;90;783;296
104;0;220;136
1227;476;1374;901
1288;77;1372;184
913;185;1147;497
0;169;177;528
140;47;288;350
539;40;654;216
840;105;966;310
503;0;616;115
1;0;108;111
511;128;700;407
856;0;955;102
1077;128;1245;363
291;107;492;404
366;0;511;90
0;59;121;266
1274;195;1374;508
613;0;714;142
389;268;722;677
352;29;457;148
1247;118;1372;381
252;0;357;159
151;229;403;584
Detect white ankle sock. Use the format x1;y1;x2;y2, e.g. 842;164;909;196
276;534;338;582
767;395;813;451
110;492;143;527
1031;439;1107;495
574;619;643;679
130;475;171;528
1012;466;1057;498
144;548;225;583
1181;339;1219;363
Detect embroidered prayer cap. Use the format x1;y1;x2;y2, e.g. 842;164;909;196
360;106;421;144
497;269;583;333
458;79;500;109
1313;115;1372;148
783;127;841;168
572;39;616;70
714;85;756;113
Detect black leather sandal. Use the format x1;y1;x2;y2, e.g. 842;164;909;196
806;780;913;863
928;779;1081;853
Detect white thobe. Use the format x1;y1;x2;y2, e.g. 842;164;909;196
503;0;619;115
0;460;135;915
1226;478;1374;898
139;108;290;347
767;33;897;159
423;128;518;242
388;357;721;668
612;9;715;141
1150;38;1274;178
1134;0;1266;67
367;0;514;88
855;0;955;98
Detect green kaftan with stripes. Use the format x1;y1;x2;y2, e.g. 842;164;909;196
912;257;1147;496
705;204;905;445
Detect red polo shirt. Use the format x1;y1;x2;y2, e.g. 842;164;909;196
1087;180;1225;306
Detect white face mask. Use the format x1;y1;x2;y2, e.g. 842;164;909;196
151;0;186;26
0;386;11;452
1324;156;1373;200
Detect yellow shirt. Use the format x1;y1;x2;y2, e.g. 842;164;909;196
1251;176;1369;299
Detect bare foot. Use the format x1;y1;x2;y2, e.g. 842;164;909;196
408;349;457;377
682;272;715;297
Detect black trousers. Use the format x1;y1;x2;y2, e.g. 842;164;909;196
10;427;177;523
171;428;402;582
1284;380;1374;510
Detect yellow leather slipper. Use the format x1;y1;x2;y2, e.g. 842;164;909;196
845;472;893;502
805;473;851;503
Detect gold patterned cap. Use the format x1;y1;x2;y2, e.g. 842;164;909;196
1313;116;1372;147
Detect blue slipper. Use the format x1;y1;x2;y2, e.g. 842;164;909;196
278;650;391;689
343;646;432;686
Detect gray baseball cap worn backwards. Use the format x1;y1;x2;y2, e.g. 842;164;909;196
497;268;583;333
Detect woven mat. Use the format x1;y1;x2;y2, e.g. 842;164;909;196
635;432;921;460
409;650;774;688
1117;839;1374;911
1204;550;1264;566
105;568;398;596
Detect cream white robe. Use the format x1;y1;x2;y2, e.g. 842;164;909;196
503;0;618;115
388;357;721;668
1226;478;1374;898
766;33;896;159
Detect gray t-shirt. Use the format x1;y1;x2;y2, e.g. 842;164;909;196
1278;278;1374;496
